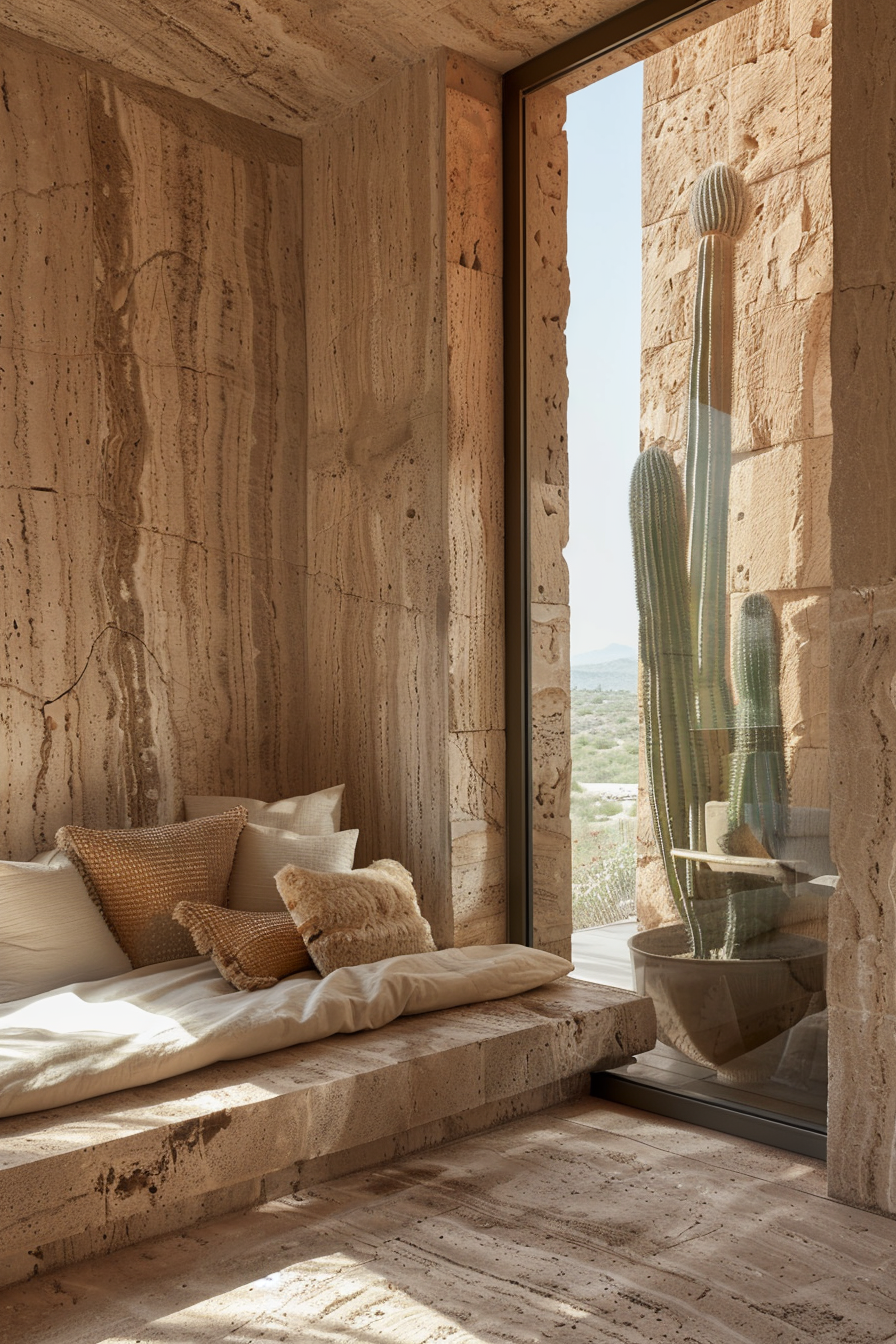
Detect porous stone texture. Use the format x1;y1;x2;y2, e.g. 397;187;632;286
302;54;505;948
0;0;695;137
637;0;833;925
19;1100;896;1344
0;977;655;1288
0;25;306;858
446;57;507;948
527;86;573;959
818;0;896;1216
302;55;452;945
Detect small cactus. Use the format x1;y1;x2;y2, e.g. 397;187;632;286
630;444;707;953
685;163;746;800
728;592;788;856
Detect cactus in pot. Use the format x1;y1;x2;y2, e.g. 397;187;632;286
685;163;746;801
630;443;709;955
728;591;788;857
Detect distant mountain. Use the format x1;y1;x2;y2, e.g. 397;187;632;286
571;644;636;667
571;658;638;693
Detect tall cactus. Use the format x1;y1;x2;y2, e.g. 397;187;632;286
728;592;788;856
685;163;746;801
630;444;707;953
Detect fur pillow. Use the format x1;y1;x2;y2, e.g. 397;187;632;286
173;903;313;991
56;808;247;967
275;859;436;976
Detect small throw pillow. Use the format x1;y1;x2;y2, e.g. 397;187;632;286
173;902;313;991
227;823;358;911
184;785;343;835
56;808;247;968
276;859;436;976
0;858;132;1002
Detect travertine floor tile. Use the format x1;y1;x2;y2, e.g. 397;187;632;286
2;1100;895;1344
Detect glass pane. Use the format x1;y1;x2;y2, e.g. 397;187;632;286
533;0;832;1132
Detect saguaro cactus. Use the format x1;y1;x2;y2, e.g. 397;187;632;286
728;592;788;856
685;163;746;801
630;444;707;952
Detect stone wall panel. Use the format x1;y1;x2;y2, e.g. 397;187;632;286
728;438;832;592
642;76;730;228
527;86;572;957
0;28;306;857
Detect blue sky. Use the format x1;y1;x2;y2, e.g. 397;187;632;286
564;62;643;657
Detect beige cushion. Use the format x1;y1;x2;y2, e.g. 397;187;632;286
56;808;247;968
0;858;132;1002
184;785;343;835
227;823;358;911
173;903;313;991
276;858;436;976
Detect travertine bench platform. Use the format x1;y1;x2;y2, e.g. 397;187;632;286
0;976;655;1288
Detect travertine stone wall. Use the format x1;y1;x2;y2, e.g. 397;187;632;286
0;0;666;137
0;26;306;858
527;86;573;959
446;57;507;947
826;0;896;1214
303;54;505;949
638;0;832;927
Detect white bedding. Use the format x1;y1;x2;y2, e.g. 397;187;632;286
0;944;572;1118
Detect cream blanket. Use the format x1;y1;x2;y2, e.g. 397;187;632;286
0;944;572;1118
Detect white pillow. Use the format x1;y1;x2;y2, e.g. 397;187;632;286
184;785;344;835
227;824;359;912
0;859;131;1003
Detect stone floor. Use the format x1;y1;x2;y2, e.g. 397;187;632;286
4;1098;896;1343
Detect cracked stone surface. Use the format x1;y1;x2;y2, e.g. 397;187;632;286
0;27;307;859
5;1097;896;1343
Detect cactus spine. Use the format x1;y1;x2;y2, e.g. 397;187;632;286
728;592;788;856
631;444;707;953
685;163;746;801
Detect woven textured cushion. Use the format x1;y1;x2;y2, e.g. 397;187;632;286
173;902;313;991
276;859;437;976
227;823;359;911
55;808;247;968
184;785;343;836
0;857;131;1002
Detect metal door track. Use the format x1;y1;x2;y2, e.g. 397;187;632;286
591;1072;826;1161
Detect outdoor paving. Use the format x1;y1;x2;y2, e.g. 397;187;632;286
1;1097;893;1343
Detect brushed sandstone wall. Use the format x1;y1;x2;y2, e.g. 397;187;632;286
0;26;306;859
527;86;573;959
637;0;833;927
303;54;505;949
826;0;896;1214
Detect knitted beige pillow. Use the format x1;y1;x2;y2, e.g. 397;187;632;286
275;859;437;976
173;902;313;991
55;808;247;968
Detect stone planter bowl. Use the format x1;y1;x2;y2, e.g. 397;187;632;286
629;923;826;1071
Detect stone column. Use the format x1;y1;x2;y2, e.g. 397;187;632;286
827;0;896;1213
303;53;507;950
526;84;573;959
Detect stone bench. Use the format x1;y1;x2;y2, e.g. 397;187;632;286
0;976;655;1288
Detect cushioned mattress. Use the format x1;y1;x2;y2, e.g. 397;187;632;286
0;944;571;1118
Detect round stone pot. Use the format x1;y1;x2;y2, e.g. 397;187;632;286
628;924;826;1072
